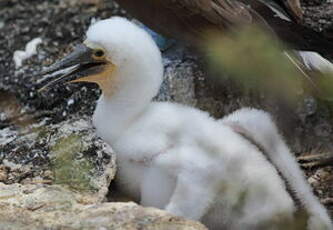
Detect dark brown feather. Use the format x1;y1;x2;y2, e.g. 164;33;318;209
282;0;303;20
115;0;332;58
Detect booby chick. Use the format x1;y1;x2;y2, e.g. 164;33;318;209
40;17;333;230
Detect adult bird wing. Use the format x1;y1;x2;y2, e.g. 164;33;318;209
279;0;303;20
116;0;257;44
116;0;332;58
160;0;254;28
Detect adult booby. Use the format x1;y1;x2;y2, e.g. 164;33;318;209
115;0;333;60
40;17;332;230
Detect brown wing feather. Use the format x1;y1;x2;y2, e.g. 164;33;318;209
162;0;253;27
211;0;253;25
116;0;332;58
283;0;303;20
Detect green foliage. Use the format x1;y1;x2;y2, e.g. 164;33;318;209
50;134;94;192
205;26;306;102
317;71;333;101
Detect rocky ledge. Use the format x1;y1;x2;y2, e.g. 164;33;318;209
0;183;206;230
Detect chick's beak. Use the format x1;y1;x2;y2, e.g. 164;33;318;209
39;44;107;91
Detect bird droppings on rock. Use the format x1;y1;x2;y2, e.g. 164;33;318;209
67;98;75;106
0;128;17;146
13;37;43;69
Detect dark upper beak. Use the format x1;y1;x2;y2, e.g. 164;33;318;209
38;44;106;91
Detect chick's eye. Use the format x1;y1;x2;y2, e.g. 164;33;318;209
94;49;105;58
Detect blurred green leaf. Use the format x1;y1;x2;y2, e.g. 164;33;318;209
316;71;333;101
205;26;307;103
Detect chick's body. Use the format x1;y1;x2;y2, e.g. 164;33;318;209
43;17;332;230
94;100;295;229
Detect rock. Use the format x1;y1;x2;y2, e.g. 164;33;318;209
303;1;333;36
0;165;8;182
0;112;116;202
0;88;115;202
0;183;207;230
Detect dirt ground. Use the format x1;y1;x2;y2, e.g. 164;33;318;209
0;0;332;219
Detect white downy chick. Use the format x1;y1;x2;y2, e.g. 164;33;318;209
41;17;333;230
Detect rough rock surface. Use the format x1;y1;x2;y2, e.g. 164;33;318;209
0;183;207;230
302;0;333;38
0;0;332;228
0;109;115;196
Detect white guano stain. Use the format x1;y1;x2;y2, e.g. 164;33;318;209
13;37;43;69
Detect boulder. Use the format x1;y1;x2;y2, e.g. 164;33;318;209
0;183;206;230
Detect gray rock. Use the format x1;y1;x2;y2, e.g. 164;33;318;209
0;112;116;202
